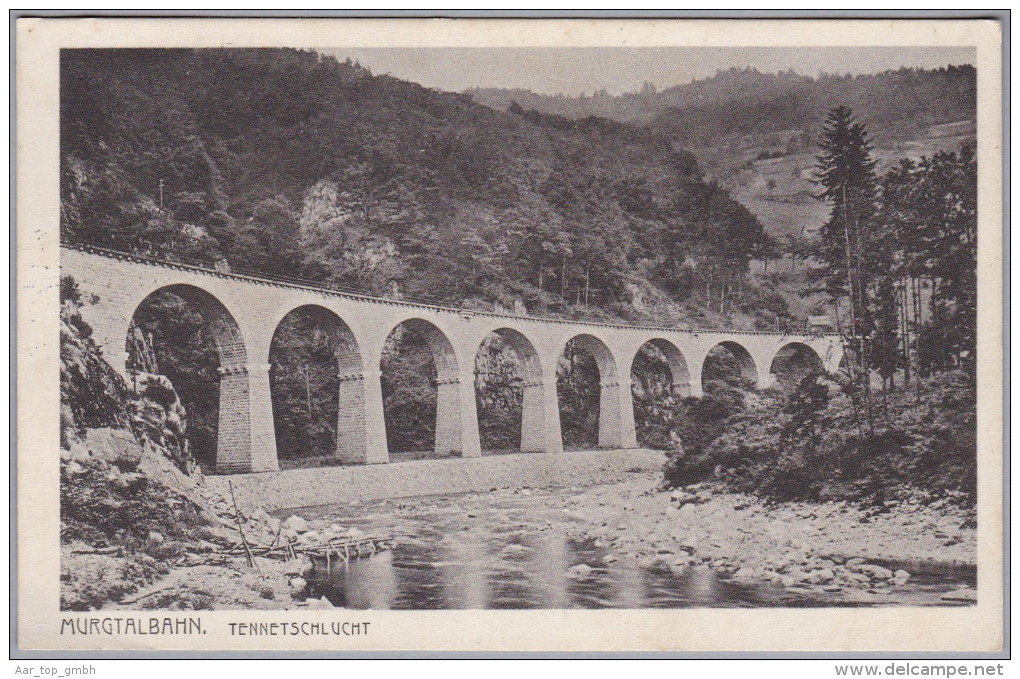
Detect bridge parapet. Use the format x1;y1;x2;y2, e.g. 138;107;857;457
62;242;838;340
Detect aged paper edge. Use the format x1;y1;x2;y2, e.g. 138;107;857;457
14;17;1004;653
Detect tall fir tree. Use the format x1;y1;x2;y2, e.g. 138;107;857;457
813;106;881;393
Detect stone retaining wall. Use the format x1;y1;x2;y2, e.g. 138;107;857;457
206;449;665;512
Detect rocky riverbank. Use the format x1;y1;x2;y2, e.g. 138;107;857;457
549;474;977;604
93;481;385;612
292;469;977;607
73;459;976;610
60;429;349;612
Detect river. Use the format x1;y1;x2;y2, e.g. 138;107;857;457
290;487;976;610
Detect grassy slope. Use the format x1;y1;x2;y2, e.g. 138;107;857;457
697;120;977;241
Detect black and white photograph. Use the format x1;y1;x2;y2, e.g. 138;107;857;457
15;16;1004;654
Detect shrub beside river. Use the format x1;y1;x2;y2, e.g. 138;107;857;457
662;371;976;508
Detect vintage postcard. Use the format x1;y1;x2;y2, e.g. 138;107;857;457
14;17;1004;653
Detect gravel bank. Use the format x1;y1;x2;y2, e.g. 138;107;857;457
279;469;976;607
548;473;976;604
208;449;665;512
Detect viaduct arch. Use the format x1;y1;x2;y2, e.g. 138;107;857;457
635;338;693;398
560;333;630;450
479;328;552;454
63;245;844;474
268;304;367;466
769;341;826;390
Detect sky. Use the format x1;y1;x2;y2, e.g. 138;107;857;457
320;46;975;97
322;45;975;96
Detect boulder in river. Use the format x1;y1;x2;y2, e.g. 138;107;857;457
854;564;894;580
807;567;835;584
670;489;700;507
285;516;309;533
501;544;531;558
567;563;593;578
890;569;911;586
298;530;320;546
785;567;812;584
306;596;335;610
640;556;677;574
843;570;871;585
732;567;757;581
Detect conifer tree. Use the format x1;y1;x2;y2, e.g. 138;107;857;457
813;106;880;393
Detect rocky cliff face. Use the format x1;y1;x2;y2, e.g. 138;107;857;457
60;277;206;608
61;276;193;472
60;297;130;449
59;275;313;611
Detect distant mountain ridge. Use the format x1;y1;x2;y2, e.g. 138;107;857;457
471;66;975;242
466;65;976;145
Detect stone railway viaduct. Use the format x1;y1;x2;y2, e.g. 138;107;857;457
62;245;844;474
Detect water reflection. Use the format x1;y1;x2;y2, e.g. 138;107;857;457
610;562;645;608
343;549;398;610
443;525;488;608
532;531;570;609
307;518;789;609
301;493;975;610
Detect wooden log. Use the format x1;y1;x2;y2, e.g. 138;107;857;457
228;480;260;576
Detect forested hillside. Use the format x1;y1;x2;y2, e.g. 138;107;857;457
470;66;976;241
61;48;786;466
61;48;779;329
